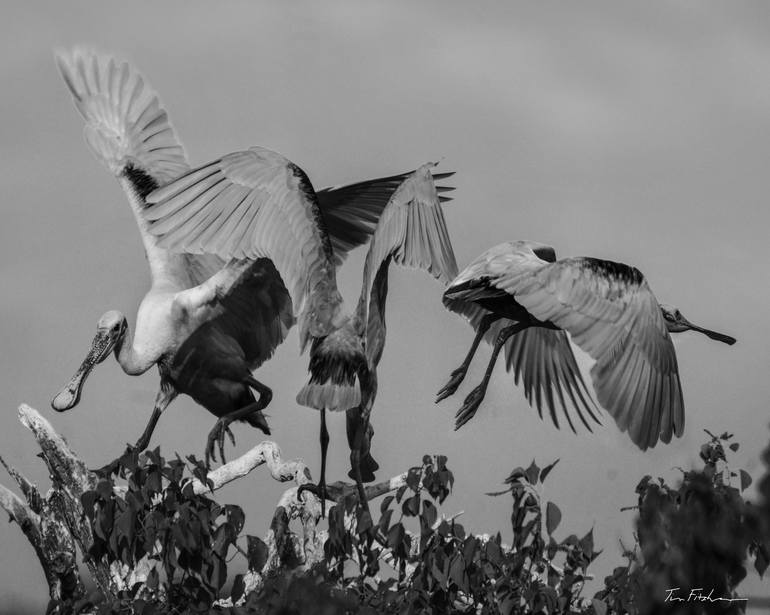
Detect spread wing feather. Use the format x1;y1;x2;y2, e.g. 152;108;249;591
55;47;188;183
316;170;456;258
507;256;684;450
443;294;598;432
355;163;459;367
144;147;342;349
56;47;222;286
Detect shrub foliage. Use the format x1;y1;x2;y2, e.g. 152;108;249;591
48;433;769;615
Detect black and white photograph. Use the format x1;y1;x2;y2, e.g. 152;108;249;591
0;2;768;613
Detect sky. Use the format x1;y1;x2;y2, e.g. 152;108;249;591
1;1;769;610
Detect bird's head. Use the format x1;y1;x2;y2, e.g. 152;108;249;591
51;310;128;411
659;303;736;345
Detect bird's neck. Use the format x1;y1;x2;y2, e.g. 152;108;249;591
114;325;154;376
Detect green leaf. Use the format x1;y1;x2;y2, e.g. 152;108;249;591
525;460;540;484
545;501;561;536
539;459;560;483
580;529;594;558
592;598;608;615
740;469;752;491
421;500;437;530
246;535;268;572
380;495;394;514
406;467;421;492
378;508;393;534
81;491;99;520
225;504;245;535
539;586;558;611
95;479;113;500
387;523;408;557
231;574;245;603
357;507;373;534
402;493;420;517
449;554;467;591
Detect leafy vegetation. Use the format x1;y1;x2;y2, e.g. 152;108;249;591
45;432;769;615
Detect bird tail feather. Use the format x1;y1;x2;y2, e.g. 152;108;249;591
296;381;361;412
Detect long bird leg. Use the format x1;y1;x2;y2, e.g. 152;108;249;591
319;407;330;517
455;322;529;430
347;407;373;514
134;387;178;452
205;377;273;468
94;385;177;476
436;313;502;402
296;407;331;518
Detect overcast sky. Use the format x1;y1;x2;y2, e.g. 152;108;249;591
1;1;769;610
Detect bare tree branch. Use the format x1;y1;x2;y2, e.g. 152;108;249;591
0;454;43;512
190;440;313;494
17;404;114;599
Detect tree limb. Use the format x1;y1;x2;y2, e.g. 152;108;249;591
17;404;113;599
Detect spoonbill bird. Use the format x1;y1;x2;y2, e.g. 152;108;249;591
51;48;438;467
437;240;736;450
294;163;458;506
145;160;458;510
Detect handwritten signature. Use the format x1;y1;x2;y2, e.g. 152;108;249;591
665;588;748;604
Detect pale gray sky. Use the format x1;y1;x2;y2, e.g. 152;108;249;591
1;1;769;610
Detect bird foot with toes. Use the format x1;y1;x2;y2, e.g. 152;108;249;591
436;366;468;402
455;385;486;430
205;419;237;469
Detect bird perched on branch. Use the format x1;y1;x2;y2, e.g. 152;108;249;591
294;163;458;509
437;240;736;450
51;47;441;468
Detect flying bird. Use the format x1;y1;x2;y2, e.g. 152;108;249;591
294;163;458;507
437;240;736;450
51;48;437;468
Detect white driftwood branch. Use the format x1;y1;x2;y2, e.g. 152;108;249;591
18;404;95;494
16;404;113;598
191;440;312;494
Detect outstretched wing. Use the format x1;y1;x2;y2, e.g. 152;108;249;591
143;147;342;348
505;256;683;450
356;163;459;368
56;47;221;286
56;47;188;184
446;301;599;433
443;242;598;432
317;170;456;257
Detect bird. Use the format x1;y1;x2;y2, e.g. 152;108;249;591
145;158;458;513
436;240;736;451
294;163;458;508
50;47;442;468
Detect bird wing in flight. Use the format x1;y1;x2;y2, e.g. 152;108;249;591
356;163;459;368
56;47;222;286
316;170;456;258
56;47;189;185
443;243;599;433
143;147;342;348
505;254;684;450
171;258;295;392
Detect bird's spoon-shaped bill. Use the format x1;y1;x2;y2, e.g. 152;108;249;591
681;317;736;345
51;328;116;411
